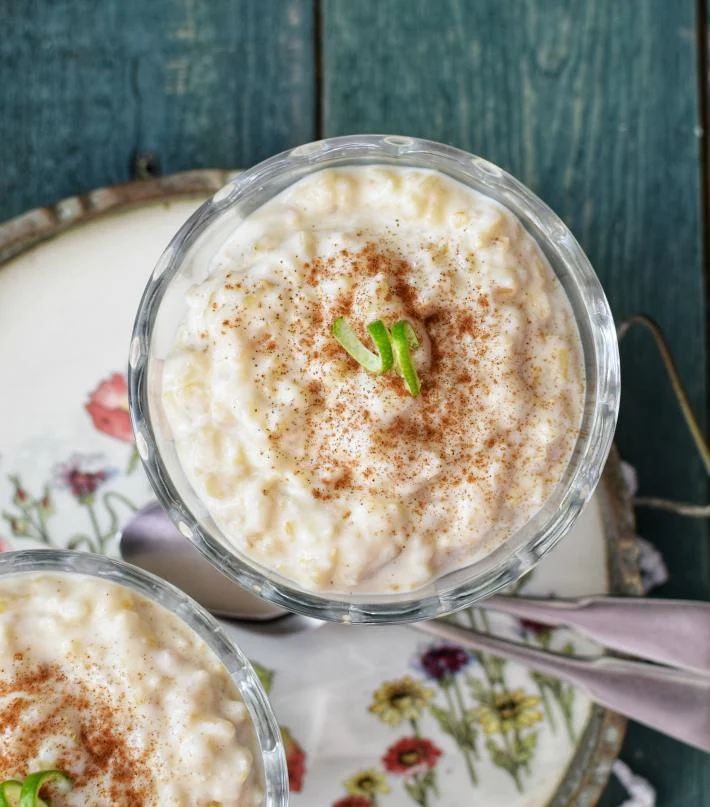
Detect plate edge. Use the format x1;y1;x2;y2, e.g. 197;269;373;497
0;169;239;265
549;444;642;807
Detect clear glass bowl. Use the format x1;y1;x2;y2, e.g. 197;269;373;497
129;134;620;624
0;549;288;806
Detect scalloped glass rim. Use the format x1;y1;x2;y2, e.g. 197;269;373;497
129;134;620;624
0;549;288;806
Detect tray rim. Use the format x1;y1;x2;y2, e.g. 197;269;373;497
0;172;642;807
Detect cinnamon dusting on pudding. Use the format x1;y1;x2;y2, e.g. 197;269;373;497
0;574;261;805
0;665;153;804
162;165;584;592
248;240;563;527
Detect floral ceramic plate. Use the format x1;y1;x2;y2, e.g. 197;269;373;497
0;172;641;807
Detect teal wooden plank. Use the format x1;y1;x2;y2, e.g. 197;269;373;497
323;2;709;805
0;0;314;222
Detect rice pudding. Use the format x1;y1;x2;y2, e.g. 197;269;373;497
162;166;584;593
0;573;262;806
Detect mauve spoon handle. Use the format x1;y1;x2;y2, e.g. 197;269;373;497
413;619;710;753
486;594;710;675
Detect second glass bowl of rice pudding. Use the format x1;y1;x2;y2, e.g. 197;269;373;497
0;551;287;806
130;135;619;622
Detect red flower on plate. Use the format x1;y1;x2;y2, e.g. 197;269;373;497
282;726;306;792
332;797;372;807
418;643;471;680
382;737;442;775
0;536;11;553
85;373;133;442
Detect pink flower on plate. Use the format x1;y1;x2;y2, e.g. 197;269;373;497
85;373;133;442
0;536;11;552
382;737;442;775
53;454;116;502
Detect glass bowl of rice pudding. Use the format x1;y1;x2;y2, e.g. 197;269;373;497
129;135;620;623
0;550;287;806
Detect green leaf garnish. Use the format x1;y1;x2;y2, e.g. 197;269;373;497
20;771;70;807
331;317;422;396
391;320;421;396
332;317;394;375
0;771;69;807
0;781;23;807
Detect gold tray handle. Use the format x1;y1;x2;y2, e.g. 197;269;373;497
618;315;710;517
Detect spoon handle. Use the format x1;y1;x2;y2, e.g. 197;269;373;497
486;595;710;674
413;619;710;753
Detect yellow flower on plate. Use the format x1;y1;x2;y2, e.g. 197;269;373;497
368;675;434;726
344;768;390;796
471;688;543;735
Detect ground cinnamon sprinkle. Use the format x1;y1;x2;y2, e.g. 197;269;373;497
237;234;571;545
265;241;498;507
161;165;587;591
0;663;154;804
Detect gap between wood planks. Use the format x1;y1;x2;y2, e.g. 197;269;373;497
314;0;324;138
699;0;710;438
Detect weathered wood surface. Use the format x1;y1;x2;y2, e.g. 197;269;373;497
0;0;315;222
323;2;708;804
1;0;708;803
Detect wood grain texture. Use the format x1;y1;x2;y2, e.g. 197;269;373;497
323;1;708;804
0;0;707;800
0;0;314;222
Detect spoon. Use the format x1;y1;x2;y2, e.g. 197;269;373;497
120;502;710;752
120;503;710;671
